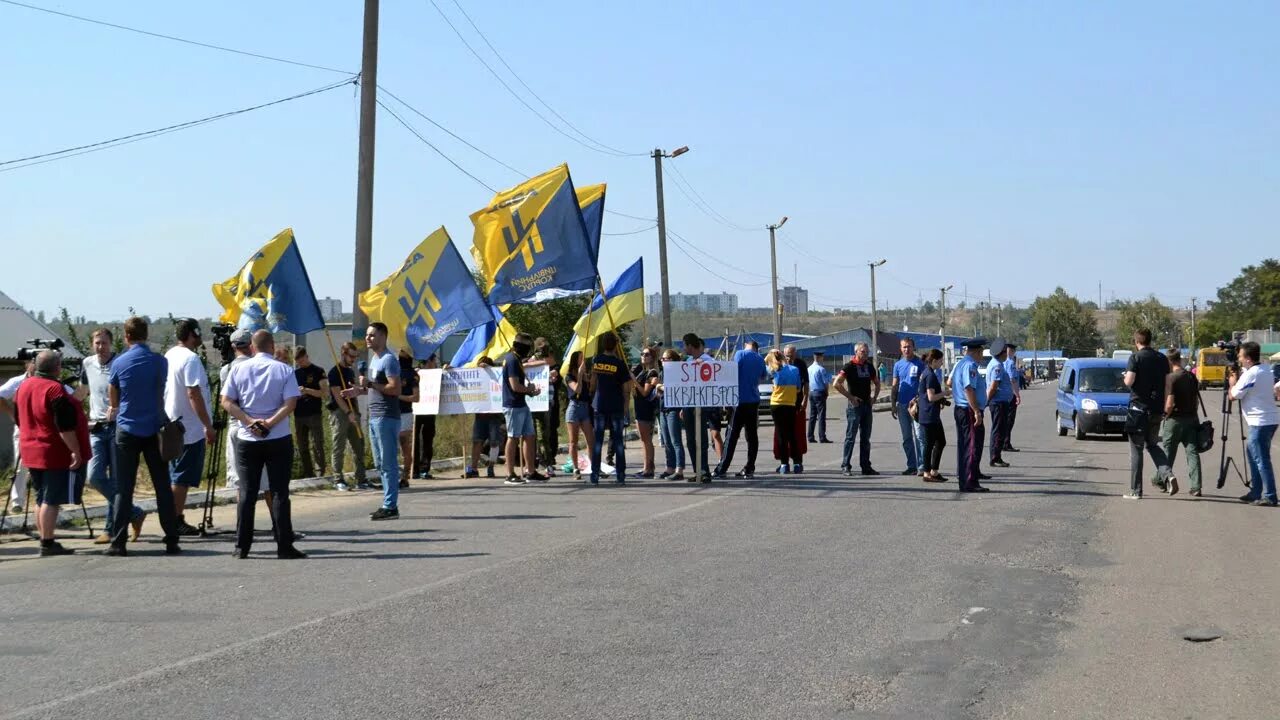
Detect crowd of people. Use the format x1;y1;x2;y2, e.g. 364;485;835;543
10;316;1275;561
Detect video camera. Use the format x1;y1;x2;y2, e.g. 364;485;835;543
209;323;236;364
15;337;64;362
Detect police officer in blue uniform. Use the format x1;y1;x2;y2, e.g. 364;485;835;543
986;338;1014;468
951;338;990;492
1003;342;1022;452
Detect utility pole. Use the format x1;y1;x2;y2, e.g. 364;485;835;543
939;284;953;368
767;216;789;348
651;146;688;346
351;0;380;338
1190;298;1197;348
868;259;886;369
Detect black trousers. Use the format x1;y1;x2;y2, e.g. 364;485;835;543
716;402;759;474
112;429;179;547
413;415;436;476
807;392;828;440
1005;400;1018;448
989;401;1010;462
954;405;985;490
233;436;295;552
922;421;946;473
771;406;797;468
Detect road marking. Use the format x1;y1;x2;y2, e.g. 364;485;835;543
0;484;756;720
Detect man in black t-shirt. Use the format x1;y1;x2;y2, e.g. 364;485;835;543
1122;328;1175;498
326;342;367;491
1158;349;1202;495
588;333;633;485
833;342;880;475
502;333;543;484
292;347;328;479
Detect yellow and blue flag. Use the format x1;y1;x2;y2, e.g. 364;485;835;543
470;164;596;307
512;183;607;303
560;258;644;374
212;228;325;334
359;227;493;360
449;304;519;368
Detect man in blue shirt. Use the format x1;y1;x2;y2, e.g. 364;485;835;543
343;322;402;519
806;351;833;444
1003;342;1022;452
951;337;990;493
891;338;928;475
714;340;767;479
985;340;1014;468
105;316;181;555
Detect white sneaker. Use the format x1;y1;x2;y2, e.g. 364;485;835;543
1122;492;1142;500
335;482;350;492
9;503;22;513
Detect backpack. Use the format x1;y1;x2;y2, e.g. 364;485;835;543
1195;386;1214;454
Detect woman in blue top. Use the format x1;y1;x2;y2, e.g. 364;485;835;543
917;349;948;482
765;350;802;474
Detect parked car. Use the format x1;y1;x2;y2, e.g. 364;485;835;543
1054;358;1130;440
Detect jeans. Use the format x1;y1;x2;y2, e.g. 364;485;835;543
895;406;924;472
807;392;829;440
1128;415;1171;496
369;416;400;509
659;408;685;471
717;402;759;474
112;429;179;547
328;409;366;483
842;402;873;471
591;413;626;483
682;407;711;476
294;413;326;478
1159;416;1202;493
1244;423;1277;502
233;436;295;552
87;423;143;535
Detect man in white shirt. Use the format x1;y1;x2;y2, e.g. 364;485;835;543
221;330;303;559
0;359;34;514
1228;341;1279;506
163;319;215;535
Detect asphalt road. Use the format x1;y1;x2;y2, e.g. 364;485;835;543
0;385;1272;719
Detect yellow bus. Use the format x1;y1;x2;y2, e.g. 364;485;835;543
1196;348;1230;386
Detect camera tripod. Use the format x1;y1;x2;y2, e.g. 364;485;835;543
198;377;233;537
1215;379;1250;490
0;463;97;543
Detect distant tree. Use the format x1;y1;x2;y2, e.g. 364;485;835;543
1197;259;1280;346
56;307;89;356
1112;296;1178;349
1028;288;1101;357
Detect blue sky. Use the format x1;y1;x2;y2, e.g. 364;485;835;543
2;1;1276;321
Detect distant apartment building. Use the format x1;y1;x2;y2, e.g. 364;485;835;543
317;297;343;321
780;286;809;315
646;292;739;315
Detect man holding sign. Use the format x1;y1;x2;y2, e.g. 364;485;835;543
588;334;632;485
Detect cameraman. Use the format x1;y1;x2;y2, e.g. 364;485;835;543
1229;341;1278;506
220;330;304;559
1122;328;1176;499
0;357;34;514
15;350;88;557
79;328;146;543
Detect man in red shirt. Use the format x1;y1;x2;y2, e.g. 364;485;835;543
15;350;89;557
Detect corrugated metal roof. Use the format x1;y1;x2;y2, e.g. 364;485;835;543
0;290;83;361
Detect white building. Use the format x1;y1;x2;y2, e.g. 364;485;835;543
646;292;739;315
317;297;343;321
780;286;809;315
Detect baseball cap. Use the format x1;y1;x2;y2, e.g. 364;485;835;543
230;328;252;347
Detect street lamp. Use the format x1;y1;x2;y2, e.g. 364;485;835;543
868;259;886;369
767;216;789;348
652;145;690;345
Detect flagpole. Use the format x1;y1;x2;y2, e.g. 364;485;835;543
597;278;637;380
323;328;363;439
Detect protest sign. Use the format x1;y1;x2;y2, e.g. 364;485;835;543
661;360;739;408
414;365;550;415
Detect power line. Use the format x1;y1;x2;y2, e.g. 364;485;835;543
666;160;754;231
667;228;771;280
665;232;771;287
426;0;636;158
446;0;642;157
377;85;528;179
0;76;357;172
605;209;657;223
603;225;656;236
0;0;351;75
376;98;497;193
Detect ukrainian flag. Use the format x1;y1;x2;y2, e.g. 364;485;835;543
358;227;493;360
560;258;644;374
449;304;519;368
212;228;325;334
470;164;596;307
